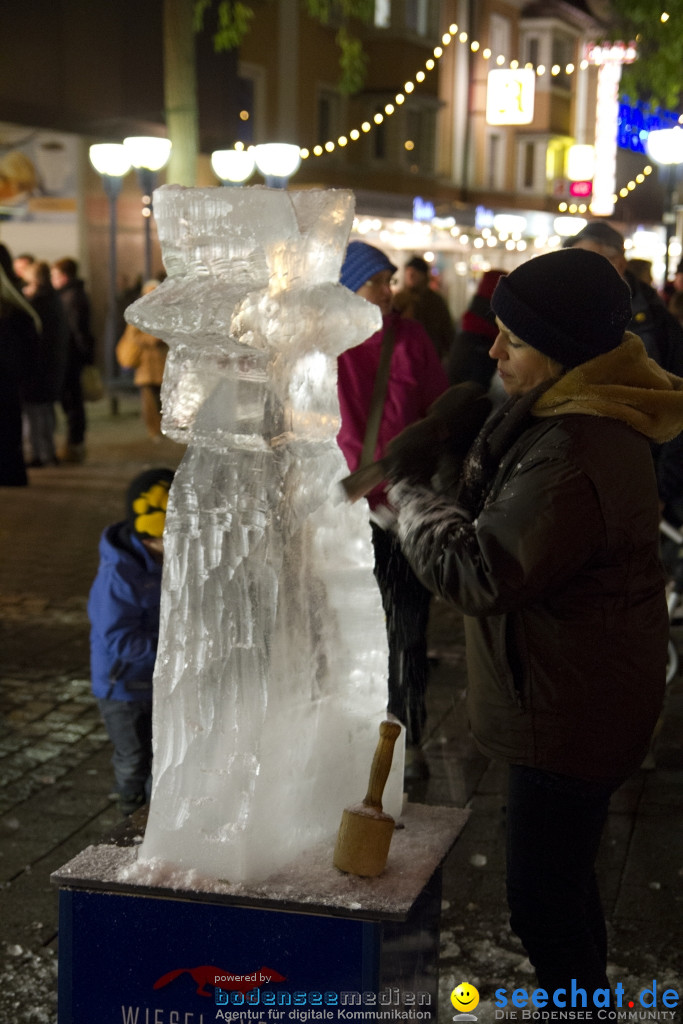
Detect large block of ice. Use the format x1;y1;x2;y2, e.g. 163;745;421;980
126;186;403;883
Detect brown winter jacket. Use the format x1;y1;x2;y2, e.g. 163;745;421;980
395;333;683;781
116;323;168;387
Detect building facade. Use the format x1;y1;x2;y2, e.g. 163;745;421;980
0;0;672;349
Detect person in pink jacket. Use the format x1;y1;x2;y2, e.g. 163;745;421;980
337;241;449;778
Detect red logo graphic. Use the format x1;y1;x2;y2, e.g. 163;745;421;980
153;964;286;998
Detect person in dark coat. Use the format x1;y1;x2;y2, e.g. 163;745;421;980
0;244;41;486
564;221;683;372
88;468;174;815
393;254;455;361
385;249;683;1002
22;260;68;466
563;221;683;519
448;268;504;388
50;257;96;463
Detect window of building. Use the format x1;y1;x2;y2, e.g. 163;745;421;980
402;105;436;173
422;109;435;173
551;33;574;89
486;132;505;191
489;14;511;61
525;36;540;68
236;76;255;144
237;61;266;146
405;109;420;166
523;142;535;188
545;138;569;185
516;136;568;196
318;88;340;144
405;0;428;36
373;106;387;160
374;0;391;28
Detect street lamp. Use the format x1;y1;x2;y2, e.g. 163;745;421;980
646;126;683;280
89;142;132;385
211;147;256;185
122;136;172;280
253;143;301;188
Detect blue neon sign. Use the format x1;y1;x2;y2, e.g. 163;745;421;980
413;196;436;221
617;101;679;154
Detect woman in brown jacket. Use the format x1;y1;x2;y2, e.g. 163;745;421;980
387;248;683;1006
116;280;168;440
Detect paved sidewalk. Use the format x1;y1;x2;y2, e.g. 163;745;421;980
0;397;681;1023
0;398;185;1023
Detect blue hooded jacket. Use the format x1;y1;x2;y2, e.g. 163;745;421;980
88;521;163;701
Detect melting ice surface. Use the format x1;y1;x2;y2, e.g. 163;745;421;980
126;185;404;884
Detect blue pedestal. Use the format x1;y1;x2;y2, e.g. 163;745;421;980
52;803;468;1023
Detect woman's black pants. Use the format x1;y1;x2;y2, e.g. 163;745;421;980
506;764;621;1009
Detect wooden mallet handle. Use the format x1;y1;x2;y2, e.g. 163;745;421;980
363;720;401;811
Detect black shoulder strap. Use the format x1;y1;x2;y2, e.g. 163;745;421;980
359;325;396;469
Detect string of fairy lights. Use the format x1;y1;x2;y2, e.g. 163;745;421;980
293;17;674;214
228;15;673;216
555;164;656;215
297;20;604;162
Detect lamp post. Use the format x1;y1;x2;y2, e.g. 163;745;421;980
122;136;172;280
646;126;683;280
211;147;256;186
209;144;254;184
253;143;301;188
88;143;132;386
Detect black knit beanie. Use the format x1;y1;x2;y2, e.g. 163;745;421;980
490;249;632;368
125;468;175;538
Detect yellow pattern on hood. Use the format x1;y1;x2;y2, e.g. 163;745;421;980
532;332;683;444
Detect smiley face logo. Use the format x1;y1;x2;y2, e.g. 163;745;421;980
451;982;480;1014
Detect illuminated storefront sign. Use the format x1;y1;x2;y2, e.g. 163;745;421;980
413;196;436;221
475;205;495;229
486;69;535;126
567;144;595;182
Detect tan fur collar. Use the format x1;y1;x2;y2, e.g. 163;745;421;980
532;332;683;443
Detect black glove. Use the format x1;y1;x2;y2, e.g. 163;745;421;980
384;382;491;487
383;417;447;485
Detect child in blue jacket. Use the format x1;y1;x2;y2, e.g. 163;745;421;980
88;467;174;816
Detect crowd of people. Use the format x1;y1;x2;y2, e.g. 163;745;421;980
0;244;169;483
336;230;683;784
4;221;681;1005
0;244;97;482
336;232;683;1005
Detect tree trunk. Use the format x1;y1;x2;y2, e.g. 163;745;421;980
163;0;199;186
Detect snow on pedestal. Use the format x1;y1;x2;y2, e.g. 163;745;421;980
126;185;404;884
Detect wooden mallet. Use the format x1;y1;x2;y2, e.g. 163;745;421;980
333;720;402;877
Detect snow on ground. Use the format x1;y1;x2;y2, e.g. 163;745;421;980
0;943;57;1024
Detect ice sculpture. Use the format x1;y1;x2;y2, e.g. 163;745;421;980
126;185;404;883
